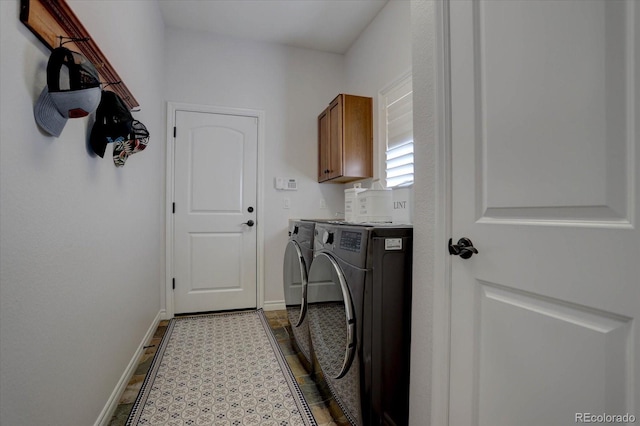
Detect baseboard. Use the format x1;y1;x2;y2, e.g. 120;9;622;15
263;300;286;311
94;309;164;426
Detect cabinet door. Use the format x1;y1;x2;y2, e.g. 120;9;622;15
318;108;330;182
328;95;344;180
342;95;372;179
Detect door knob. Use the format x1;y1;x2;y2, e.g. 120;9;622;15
243;220;255;227
448;237;478;259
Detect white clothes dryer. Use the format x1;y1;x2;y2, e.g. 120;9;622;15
307;222;413;425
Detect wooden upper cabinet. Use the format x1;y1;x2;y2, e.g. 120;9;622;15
318;94;373;183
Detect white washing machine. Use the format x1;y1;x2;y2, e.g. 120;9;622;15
282;220;315;369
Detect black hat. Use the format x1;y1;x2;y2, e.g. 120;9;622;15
34;47;102;137
113;120;150;167
90;91;134;157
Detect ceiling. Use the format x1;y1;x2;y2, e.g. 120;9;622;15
158;0;389;54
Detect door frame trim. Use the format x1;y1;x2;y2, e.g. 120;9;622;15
164;101;265;318
434;1;453;423
410;1;453;424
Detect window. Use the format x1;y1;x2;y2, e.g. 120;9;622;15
381;73;413;188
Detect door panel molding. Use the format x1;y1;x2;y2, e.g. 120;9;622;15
477;280;631;424
165;102;265;318
478;206;633;228
189;127;245;213
189;232;244;291
480;280;632;333
471;0;636;227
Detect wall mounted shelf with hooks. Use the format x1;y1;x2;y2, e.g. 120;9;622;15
20;0;139;110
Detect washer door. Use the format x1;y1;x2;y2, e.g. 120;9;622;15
307;252;356;380
283;240;308;327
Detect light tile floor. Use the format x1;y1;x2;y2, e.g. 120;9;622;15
108;310;349;426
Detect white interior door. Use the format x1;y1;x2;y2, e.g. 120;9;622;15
449;1;639;425
173;110;258;314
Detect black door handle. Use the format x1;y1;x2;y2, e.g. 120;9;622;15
243;220;255;227
448;237;478;259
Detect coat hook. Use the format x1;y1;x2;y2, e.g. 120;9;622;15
58;35;91;47
102;80;122;89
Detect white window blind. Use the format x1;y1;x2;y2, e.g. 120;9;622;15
383;76;413;188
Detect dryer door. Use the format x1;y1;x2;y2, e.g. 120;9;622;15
283;240;308;327
307;252;356;379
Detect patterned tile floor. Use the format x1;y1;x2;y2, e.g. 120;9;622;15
108;310;349;426
263;310;350;426
108;320;170;425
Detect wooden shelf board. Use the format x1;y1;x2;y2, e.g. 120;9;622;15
20;0;139;109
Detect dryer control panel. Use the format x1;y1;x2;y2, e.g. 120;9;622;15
340;230;362;252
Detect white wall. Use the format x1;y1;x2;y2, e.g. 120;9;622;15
164;28;346;304
0;0;425;423
345;1;441;424
0;1;166;425
344;0;412;182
